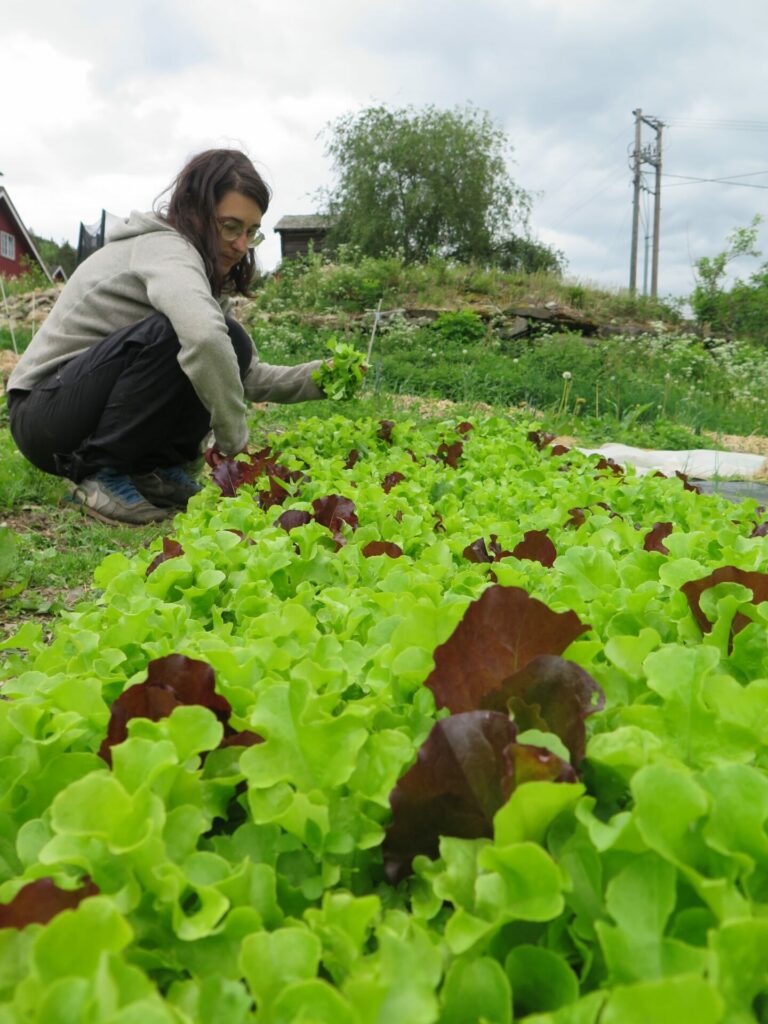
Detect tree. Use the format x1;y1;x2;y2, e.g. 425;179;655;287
492;234;567;276
690;216;768;338
318;103;540;266
30;232;78;278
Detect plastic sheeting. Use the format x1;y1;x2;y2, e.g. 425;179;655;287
577;443;768;480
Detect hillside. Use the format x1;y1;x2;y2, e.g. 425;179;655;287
2;257;764;451
0;264;686;339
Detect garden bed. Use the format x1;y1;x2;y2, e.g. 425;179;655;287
2;411;768;1020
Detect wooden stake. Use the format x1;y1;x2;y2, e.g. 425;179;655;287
366;298;383;364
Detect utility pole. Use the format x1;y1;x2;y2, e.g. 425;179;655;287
650;120;663;298
643;231;650;297
629;110;643;295
629;109;664;297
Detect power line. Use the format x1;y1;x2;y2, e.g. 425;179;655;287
555;167;627;222
665;117;768;132
662;172;768;190
542;125;629;203
597;198;631;274
665;170;768;182
698;170;768;180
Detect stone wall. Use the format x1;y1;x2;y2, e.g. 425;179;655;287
0;285;63;328
233;298;635;339
1;285;665;342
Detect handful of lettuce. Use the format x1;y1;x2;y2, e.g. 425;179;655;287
312;337;366;400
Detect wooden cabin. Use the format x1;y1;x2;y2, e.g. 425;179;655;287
273;215;333;261
0;187;51;281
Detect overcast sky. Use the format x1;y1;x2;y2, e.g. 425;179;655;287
3;0;768;299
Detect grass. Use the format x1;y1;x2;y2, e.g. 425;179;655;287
0;326;33;355
0;398;170;639
246;312;768;444
1;506;165;623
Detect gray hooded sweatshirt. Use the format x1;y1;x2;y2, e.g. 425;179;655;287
7;212;324;454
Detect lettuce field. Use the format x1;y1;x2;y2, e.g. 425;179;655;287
3;412;768;1023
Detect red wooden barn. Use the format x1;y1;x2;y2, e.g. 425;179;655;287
0;187;51;281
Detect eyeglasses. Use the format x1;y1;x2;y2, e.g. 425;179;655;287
217;219;265;247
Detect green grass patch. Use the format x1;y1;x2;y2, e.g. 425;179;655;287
248;314;768;442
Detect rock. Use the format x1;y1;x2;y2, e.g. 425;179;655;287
504;305;554;320
467;304;503;320
597;323;650;339
0;285;63;330
497;316;530;340
403;308;443;322
504;304;600;336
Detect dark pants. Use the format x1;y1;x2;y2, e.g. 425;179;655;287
7;314;252;483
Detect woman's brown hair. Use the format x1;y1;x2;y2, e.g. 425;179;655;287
156;149;271;296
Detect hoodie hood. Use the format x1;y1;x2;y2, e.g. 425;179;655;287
106;210;176;243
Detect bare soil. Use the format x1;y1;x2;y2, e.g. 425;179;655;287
0;350;20;377
703;431;768;456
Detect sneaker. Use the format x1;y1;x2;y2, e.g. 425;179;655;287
68;469;169;525
131;466;203;509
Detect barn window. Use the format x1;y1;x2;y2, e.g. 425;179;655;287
0;231;15;260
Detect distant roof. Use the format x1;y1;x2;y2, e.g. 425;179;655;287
273;215;334;233
0;186;52;282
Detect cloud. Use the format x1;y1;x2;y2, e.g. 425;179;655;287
3;0;213;89
3;0;768;294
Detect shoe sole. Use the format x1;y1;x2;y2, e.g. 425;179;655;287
131;481;201;509
136;495;189;510
62;495;171;527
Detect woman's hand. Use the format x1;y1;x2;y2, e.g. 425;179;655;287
204;441;250;467
326;358;368;374
313;342;367;400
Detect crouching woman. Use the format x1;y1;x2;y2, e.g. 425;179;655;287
6;148;325;525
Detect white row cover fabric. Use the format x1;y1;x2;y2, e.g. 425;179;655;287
577;443;768;480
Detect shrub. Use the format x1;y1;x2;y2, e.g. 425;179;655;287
430;311;487;347
689;216;768;341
